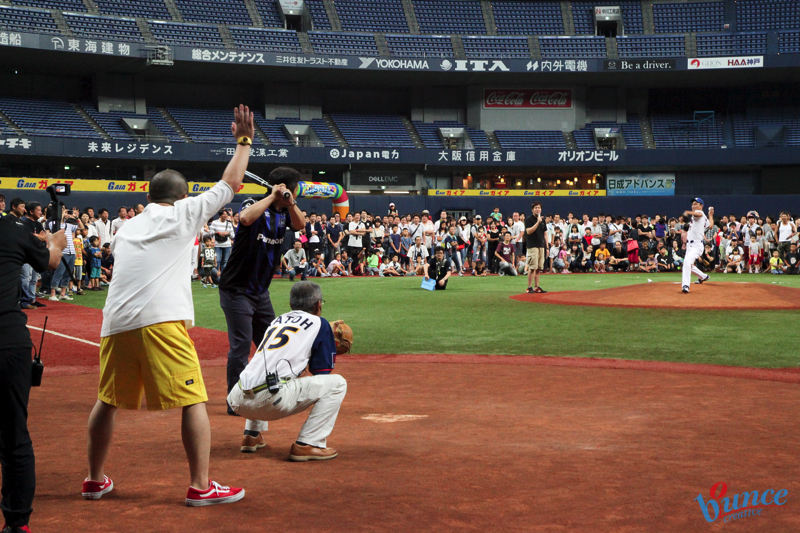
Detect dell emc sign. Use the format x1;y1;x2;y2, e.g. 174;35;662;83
350;171;417;187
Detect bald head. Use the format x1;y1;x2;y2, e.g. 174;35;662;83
149;170;188;205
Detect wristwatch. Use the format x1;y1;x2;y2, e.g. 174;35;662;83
237;136;252;146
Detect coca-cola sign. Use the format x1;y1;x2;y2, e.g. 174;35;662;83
483;89;573;109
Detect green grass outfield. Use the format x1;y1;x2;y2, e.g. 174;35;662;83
71;273;800;369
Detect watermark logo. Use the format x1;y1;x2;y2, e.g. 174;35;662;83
695;482;788;524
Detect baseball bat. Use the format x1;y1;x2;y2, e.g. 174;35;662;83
244;170;292;199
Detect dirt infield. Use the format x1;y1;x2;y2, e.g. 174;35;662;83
511;281;800;310
28;364;800;533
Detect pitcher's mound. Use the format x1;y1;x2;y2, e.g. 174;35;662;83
511;282;800;310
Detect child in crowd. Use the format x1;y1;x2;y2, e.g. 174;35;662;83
400;228;412;270
769;250;786;274
365;250;380;276
379;256;401;277
328;252;346;276
340;250;353;276
390;224;402;260
785;243;800;274
594;243;610;272
201;236;217;287
557;243;570;274
639;251;658;273
748;235;763;273
72;229;85;295
727;247;743;273
310;250;331;277
88;236;103;290
656;246;674;272
472;259;488;276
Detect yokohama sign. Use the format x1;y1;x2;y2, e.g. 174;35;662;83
483;89;572;109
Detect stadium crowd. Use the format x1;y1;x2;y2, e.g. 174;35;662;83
1;190;798;309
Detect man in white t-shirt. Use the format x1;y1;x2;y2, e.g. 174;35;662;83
110;206;127;236
93;208;112;246
510;212;526;259
346;212;365;261
209;209;235;272
83;105;255;507
777;211;797;258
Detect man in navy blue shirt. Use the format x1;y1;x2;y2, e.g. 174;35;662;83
219;167;305;413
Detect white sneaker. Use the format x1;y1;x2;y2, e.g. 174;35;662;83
60;295;74;301
49;296;59;302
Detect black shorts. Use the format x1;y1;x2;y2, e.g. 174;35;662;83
202;267;214;277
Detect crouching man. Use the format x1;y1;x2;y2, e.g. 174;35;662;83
227;282;347;461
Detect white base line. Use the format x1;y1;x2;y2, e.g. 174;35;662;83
28;326;101;347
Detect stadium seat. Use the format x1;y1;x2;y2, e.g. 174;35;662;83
336;0;409;33
95;0;171;21
413;0;486;35
737;0;800;31
539;36;606;59
653;2;725;33
229;27;301;53
385;34;453;57
330;114;415;148
308;31;378;56
462;36;529;59
491;1;564;35
64;13;145;43
0;6;60;35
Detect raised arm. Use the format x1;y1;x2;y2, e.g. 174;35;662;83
220;105;254;193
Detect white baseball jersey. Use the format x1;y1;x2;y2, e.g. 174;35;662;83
238;310;337;389
687;213;709;245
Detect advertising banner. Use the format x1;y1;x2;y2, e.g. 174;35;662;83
604;59;676;71
349;171;417;187
606;173;675;196
428;189;605;197
687;56;763;70
0;177;264;195
483;89;572;109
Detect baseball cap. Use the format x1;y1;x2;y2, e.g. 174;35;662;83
459;216;467;221
475;214;482;219
693;197;704;206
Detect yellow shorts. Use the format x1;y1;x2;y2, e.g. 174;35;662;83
526;247;545;271
98;321;207;411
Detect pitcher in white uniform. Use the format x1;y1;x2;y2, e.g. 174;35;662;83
226;281;347;461
681;198;714;293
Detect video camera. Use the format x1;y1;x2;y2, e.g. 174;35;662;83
46;183;71;226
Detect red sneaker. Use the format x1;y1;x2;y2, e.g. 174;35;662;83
81;476;114;500
185;481;245;507
2;525;33;533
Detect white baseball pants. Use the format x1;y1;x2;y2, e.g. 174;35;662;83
682;243;706;288
227;374;347;449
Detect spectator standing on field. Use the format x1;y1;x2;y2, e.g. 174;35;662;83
110;206;127;236
777;211;797;259
525;201;549;294
209;209;235;273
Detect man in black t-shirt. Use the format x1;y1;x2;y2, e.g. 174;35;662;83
524;201;549;294
423;246;452;290
785;243;800;274
0;215;65;533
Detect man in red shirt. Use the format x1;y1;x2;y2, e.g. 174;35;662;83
495;232;517;276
